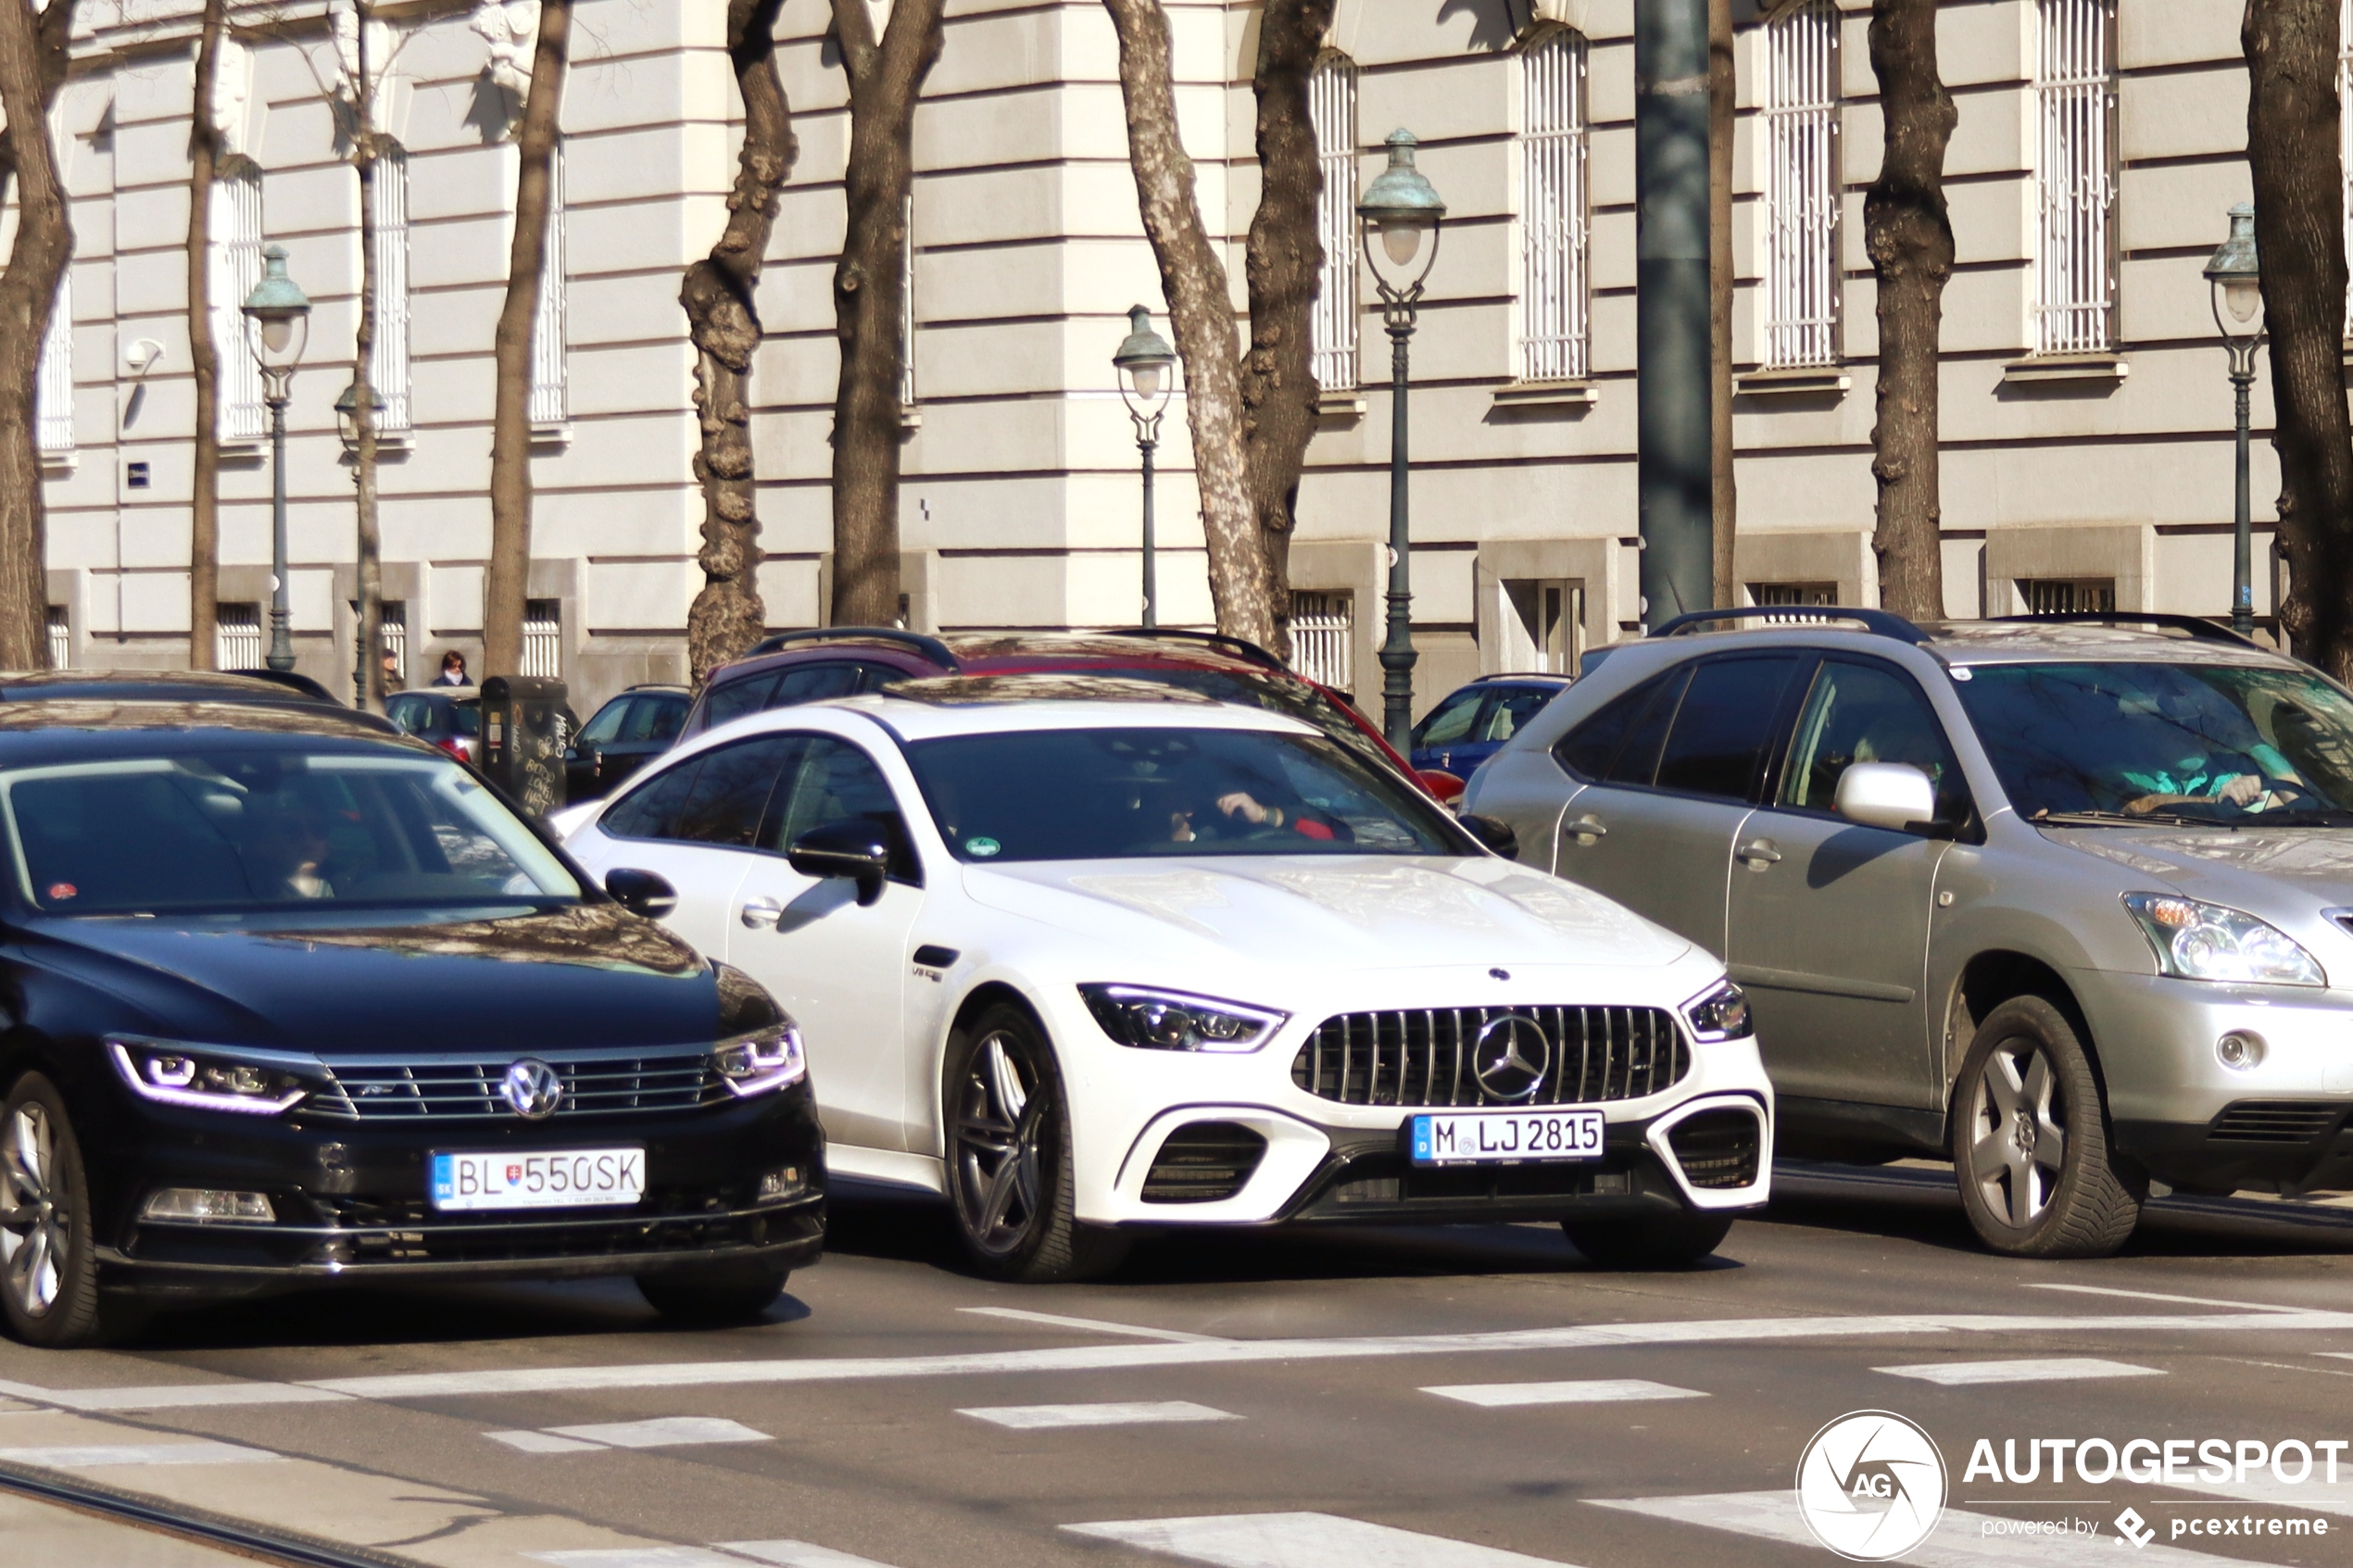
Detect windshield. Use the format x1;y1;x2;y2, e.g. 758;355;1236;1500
1;750;581;914
906;726;1465;862
1955;661;2353;822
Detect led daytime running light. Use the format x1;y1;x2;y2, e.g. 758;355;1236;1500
106;1039;317;1115
1681;980;1754;1043
712;1022;806;1097
1079;985;1288;1053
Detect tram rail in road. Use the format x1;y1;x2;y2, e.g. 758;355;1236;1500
0;1459;420;1568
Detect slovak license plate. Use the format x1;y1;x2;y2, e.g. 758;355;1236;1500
1411;1110;1604;1165
430;1148;645;1210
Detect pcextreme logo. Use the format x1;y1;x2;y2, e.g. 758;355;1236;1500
1795;1410;1950;1562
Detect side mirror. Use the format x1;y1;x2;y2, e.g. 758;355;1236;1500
1416;769;1466;805
1835;762;1936;833
788;821;891;907
1460;812;1520;861
605;866;678;920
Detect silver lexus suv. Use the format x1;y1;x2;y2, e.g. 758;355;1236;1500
1463;609;2353;1258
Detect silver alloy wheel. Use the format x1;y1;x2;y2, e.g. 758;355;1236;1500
0;1101;66;1318
1966;1036;2069;1230
951;1030;1046;1257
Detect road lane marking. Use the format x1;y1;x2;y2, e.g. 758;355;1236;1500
1874;1358;2163;1386
2026;1284;2310;1314
1065;1512;1577;1566
720;1543;906;1566
1590;1490;2274;1564
11;1305;2353;1410
957;1307;1228;1343
0;1441;280;1467
958;1400;1237;1430
534;1551;753;1568
1421;1379;1705;1408
490;1430;607;1454
543;1417;769;1449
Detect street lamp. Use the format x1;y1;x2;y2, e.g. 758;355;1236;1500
2203;203;2263;639
1357;129;1445;749
240;245;310;673
334;379;386;459
1112;305;1176;629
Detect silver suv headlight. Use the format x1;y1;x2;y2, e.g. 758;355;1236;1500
2123;893;2326;987
1079;985;1287;1053
711;1021;807;1096
1681;980;1754;1042
107;1037;326;1115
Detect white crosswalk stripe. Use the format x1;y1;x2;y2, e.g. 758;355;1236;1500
0;1441;279;1467
1064;1512;1577;1566
534;1551;750;1568
719;1543;905;1567
1421;1379;1705;1408
958;1401;1237;1430
495;1418;768;1453
1875;1357;2163;1386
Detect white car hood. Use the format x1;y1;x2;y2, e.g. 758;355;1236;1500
962;855;1692;975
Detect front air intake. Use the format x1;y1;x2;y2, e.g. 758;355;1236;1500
1141;1123;1267;1204
1667;1108;1761;1189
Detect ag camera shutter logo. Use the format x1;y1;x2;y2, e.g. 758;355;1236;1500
1795;1410;1949;1562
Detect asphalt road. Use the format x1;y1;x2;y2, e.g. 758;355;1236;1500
12;1165;2353;1568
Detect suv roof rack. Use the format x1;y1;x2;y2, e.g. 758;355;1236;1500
1984;612;2260;648
1651;607;1934;646
745;627;962;669
1100;626;1289;672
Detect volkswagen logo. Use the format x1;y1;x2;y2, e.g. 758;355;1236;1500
499;1058;563;1121
1473;1014;1551;1102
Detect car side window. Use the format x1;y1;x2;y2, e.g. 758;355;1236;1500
1416;689;1485;747
1779;659;1968;824
386;696;428;735
770;662;863;707
642;695;688;742
578;699;632;747
850;661;910;694
671;736;804;847
603;757;705;841
767;736;922;885
1554;670;1682;782
701;671;780;731
1606;668;1694;785
1653;655;1804;802
1478;687;1556;743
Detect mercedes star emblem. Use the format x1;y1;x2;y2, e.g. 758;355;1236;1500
1473;1014;1551;1102
500;1058;563;1121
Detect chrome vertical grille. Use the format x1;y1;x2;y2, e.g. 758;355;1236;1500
1290;1006;1688;1108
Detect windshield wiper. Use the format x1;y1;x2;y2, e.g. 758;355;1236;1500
2030;809;2225;829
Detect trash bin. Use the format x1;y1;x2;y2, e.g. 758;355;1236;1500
479;675;570;818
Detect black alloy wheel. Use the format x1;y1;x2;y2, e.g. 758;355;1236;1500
944;1003;1128;1284
1952;996;2143;1259
0;1073;117;1348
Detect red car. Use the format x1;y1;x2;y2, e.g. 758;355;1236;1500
679;628;1463;801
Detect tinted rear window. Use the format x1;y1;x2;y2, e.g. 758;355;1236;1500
1654;656;1803;801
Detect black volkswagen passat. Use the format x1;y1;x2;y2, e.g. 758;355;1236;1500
0;699;823;1347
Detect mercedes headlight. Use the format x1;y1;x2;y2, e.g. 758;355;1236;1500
712;1021;806;1097
1681;979;1754;1042
107;1038;324;1115
2123;894;2326;987
1079;985;1287;1053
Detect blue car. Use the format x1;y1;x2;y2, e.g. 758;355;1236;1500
1411;674;1572;778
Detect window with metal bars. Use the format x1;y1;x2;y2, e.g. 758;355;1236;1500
529;142;568;427
1762;0;1840;369
1310;53;1360;392
900;192;917;410
216;604;262;670
44;608;68;672
1518;28;1591;383
370;146;411;432
1290;591;1353;692
2032;0;2117;357
212;164;267;441
2020;578;2115;614
34;272;71;455
1750;582;1838;608
522;599;561;679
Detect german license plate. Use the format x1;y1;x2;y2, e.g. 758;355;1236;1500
430;1148;644;1210
1411;1110;1604;1165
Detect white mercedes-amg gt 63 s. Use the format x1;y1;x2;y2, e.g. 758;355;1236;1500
557;675;1773;1281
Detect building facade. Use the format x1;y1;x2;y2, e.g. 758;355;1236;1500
29;0;2285;719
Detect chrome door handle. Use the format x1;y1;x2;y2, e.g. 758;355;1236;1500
739;897;783;930
1736;838;1782;867
1567;814;1607;844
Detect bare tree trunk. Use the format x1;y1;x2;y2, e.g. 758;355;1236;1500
0;0;68;216
2247;0;2353;676
1708;0;1737;608
827;0;944;629
351;3;384;711
1236;0;1334;659
684;0;793;684
485;0;573;678
0;0;75;669
1863;0;1955;622
188;0;227;669
1101;0;1274;647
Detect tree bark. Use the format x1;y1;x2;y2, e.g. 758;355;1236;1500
188;0;227;670
684;0;794;685
1863;0;1955;622
0;0;75;670
1236;0;1334;659
1101;0;1274;647
351;3;384;710
828;0;944;629
0;0;67;217
1708;0;1737;608
485;0;573;679
2246;0;2353;675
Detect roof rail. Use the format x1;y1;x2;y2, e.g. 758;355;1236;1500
1985;612;2260;649
1101;626;1289;672
1650;607;1934;646
745;627;962;668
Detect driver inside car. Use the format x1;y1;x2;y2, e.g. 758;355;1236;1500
2117;683;2305;817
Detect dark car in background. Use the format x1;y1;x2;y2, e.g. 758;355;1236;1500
385;687;481;762
567;684;691;803
1410;674;1573;780
0;698;824;1345
3;670;386;727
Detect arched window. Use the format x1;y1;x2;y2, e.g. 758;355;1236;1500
210;161;266;441
1310;52;1359;391
1763;0;1839;369
2032;0;2117;356
1519;28;1589;383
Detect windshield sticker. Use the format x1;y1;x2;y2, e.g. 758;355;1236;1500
965;836;1002;858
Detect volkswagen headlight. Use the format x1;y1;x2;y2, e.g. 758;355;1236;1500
712;1021;806;1097
1079;985;1287;1053
2123;894;2326;987
1681;979;1754;1042
107;1038;323;1115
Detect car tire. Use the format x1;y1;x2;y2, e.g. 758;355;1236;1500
943;1003;1130;1285
0;1073;117;1348
1560;1211;1734;1269
1952;996;2143;1259
635;1262;790;1323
